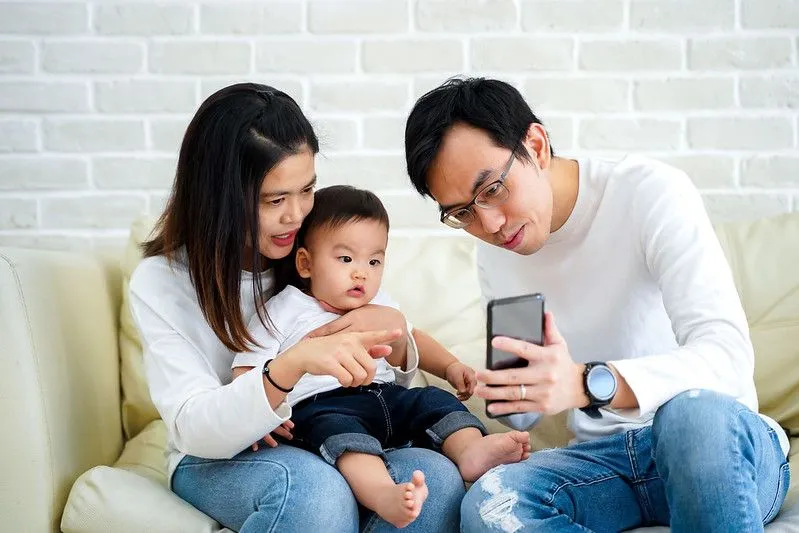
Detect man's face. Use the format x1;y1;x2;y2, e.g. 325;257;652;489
426;123;554;256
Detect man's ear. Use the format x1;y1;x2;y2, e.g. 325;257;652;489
523;122;552;171
295;247;312;279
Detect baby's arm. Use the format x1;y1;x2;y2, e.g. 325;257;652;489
413;328;476;400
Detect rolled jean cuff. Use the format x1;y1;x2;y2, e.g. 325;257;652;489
319;433;385;465
425;411;487;447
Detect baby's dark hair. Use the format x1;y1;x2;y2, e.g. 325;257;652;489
299;185;389;247
273;185;389;294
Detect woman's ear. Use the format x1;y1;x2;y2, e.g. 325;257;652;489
295;247;312;279
523;122;552;171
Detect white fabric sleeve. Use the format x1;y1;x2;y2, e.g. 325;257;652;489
609;170;754;417
232;307;283;369
129;291;290;460
390;332;419;387
371;288;418;383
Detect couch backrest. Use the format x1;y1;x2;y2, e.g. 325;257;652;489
118;218;162;440
715;213;799;442
0;248;124;532
118;214;799;454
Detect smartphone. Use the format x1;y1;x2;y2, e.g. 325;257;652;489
485;293;545;418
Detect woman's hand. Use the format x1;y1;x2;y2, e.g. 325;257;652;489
251;420;294;451
279;328;403;388
307;304;409;369
445;361;477;400
307;304;407;338
475;312;587;417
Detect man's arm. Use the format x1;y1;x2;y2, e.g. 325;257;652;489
477;167;752;418
608;168;754;417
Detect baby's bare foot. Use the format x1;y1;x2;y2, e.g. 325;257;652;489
372;470;429;528
457;431;531;482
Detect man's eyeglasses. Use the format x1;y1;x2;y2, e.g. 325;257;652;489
439;151;514;229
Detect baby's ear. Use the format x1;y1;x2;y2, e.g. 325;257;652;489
295;247;312;279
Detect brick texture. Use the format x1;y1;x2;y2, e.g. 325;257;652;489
0;0;796;249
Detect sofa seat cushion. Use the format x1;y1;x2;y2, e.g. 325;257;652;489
62;420;232;533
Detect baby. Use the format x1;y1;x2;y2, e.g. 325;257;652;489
233;185;530;528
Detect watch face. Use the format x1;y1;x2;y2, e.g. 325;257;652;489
587;365;617;401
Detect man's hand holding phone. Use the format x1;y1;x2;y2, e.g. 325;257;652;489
479;308;587;418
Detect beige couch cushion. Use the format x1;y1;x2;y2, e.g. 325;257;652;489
383;235;484;348
119;217;161;440
0;249;125;533
62;421;232;533
715;213;799;439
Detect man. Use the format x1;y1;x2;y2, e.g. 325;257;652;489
404;77;790;532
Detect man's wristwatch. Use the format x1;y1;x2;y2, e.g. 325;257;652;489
580;362;617;419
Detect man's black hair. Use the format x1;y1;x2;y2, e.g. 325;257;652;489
405;77;554;197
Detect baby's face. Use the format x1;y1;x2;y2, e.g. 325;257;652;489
298;219;388;312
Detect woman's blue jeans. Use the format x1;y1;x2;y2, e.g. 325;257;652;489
461;390;790;533
172;444;464;533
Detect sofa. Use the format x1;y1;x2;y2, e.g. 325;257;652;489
1;212;797;533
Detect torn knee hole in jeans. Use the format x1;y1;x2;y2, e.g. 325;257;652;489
477;469;524;532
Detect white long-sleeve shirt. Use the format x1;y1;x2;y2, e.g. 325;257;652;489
129;254;419;481
478;155;789;457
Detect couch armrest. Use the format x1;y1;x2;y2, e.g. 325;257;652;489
0;247;124;533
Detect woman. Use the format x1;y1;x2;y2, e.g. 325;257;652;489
128;83;465;532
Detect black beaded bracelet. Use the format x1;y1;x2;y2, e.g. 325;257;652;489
263;359;294;393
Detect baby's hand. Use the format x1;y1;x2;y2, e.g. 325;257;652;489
251;420;294;451
445;362;476;401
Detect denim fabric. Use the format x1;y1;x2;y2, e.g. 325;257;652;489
461;389;790;533
291;383;486;464
172;443;465;533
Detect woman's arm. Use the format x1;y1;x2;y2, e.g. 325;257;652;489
132;277;401;460
307;291;420;382
130;290;294;460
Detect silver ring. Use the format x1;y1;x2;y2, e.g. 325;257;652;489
519;384;527;401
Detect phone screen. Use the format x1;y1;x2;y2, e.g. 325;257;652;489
488;294;544;370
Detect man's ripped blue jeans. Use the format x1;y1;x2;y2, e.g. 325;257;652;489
461;390;790;533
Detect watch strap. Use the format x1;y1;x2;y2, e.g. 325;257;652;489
580;361;614;418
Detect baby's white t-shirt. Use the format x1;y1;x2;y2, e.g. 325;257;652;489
234;285;411;406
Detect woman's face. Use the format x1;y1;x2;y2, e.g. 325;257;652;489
255;147;316;260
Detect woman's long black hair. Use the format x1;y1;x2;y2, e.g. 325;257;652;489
143;83;319;352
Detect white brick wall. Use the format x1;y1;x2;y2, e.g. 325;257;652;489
0;0;797;251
